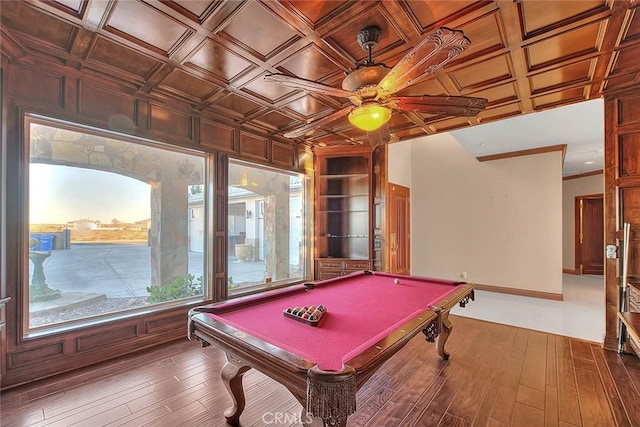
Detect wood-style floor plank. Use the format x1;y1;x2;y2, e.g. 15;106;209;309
545;384;559;427
488;355;524;423
600;350;640;426
445;324;506;424
572;356;617;427
591;345;633;427
2;316;639;427
519;330;548;393
556;335;583;426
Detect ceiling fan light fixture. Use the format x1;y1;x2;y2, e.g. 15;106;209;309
348;103;392;132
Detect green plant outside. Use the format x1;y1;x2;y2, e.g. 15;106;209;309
146;274;203;303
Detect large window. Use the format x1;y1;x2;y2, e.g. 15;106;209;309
228;160;307;294
26;116;209;332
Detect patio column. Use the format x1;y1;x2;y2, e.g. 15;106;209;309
262;179;290;282
149;166;190;286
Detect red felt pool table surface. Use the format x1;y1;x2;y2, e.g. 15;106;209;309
201;271;463;371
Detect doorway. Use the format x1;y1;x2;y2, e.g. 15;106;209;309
575;194;604;275
386;183;410;275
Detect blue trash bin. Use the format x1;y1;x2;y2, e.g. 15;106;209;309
38;235;54;251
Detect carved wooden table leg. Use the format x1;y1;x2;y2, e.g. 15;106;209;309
436;317;453;360
221;353;251;425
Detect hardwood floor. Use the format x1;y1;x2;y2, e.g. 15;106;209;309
1;316;639;426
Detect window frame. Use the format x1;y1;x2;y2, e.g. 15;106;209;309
22;113;215;338
226;158;311;298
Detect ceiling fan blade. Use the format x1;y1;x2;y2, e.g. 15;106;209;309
390;95;487;116
283;105;354;138
265;73;355;99
377;27;470;96
368;124;390;148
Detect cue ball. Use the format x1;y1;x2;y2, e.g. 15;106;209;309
394;278;400;285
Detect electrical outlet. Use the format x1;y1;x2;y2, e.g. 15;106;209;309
461;272;467;279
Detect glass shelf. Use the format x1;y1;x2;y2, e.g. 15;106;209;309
321;234;369;238
318;173;369;179
318;210;369;213
318;194;369;198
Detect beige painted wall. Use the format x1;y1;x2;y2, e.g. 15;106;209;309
390;133;563;295
388;142;412;187
562;173;604;271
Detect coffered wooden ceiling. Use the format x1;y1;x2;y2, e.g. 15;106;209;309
1;0;639;147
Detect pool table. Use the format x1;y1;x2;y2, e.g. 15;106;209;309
188;270;474;426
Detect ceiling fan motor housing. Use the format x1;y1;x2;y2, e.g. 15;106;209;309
357;25;383;52
342;66;390;95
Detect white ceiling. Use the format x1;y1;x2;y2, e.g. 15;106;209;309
449;98;605;177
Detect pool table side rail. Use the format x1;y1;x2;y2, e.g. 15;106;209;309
430;283;475;312
346;282;474;380
190;283;311;315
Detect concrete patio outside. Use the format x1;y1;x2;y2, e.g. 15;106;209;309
28;243;269;316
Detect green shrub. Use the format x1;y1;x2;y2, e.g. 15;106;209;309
146;274;202;303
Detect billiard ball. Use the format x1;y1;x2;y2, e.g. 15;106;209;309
394;278;400;285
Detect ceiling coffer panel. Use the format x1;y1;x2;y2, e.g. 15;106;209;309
104;1;194;55
0;0;634;148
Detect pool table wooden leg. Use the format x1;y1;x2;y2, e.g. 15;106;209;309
436;317;453;360
220;353;251;425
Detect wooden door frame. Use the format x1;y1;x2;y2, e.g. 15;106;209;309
574;193;603;274
385;182;410;274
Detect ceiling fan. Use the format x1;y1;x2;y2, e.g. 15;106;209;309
265;25;488;146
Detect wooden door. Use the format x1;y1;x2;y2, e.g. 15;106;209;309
387;183;410;274
576;195;604;275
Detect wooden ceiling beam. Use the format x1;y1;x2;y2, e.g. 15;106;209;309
589;0;637;97
496;1;534;115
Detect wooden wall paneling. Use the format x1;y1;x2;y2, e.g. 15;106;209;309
605;85;640;361
604;95;619;352
7;66;64;108
628;236;640;280
0;298;8;383
4;318;189;388
78;81;137;127
63;76;78;113
144;312;185;334
214;152;228;302
299;143;313;165
148;102;193;141
271;141;295;167
0;59;6;385
76;325;139;352
239;131;269;161
4;104;29;368
622;188;640;222
200;119;236;152
373;144;387;272
8;342;64;370
619;132;640;177
618;93;640;126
